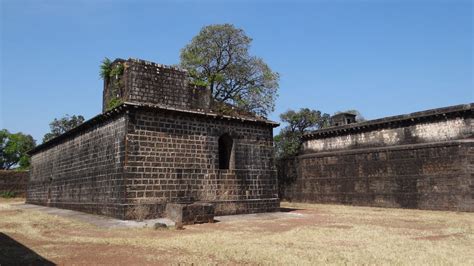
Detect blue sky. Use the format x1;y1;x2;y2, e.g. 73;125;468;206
1;0;472;143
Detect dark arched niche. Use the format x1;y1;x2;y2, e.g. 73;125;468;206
218;134;234;170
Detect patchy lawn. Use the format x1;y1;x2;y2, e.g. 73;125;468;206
1;198;473;265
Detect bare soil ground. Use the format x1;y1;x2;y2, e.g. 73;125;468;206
1;198;473;265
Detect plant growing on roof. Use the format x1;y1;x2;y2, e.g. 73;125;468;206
100;58;125;110
100;58;125;81
99;57;112;80
110;63;124;78
106;97;123;111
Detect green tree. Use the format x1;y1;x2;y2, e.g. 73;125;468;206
180;24;279;116
0;129;36;170
42;115;85;143
275;108;330;158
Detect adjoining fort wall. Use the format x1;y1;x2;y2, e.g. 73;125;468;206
0;170;29;197
303;115;471;153
279;104;473;212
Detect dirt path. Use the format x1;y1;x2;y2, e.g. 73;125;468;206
1;199;473;265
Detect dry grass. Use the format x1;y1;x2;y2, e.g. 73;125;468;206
1;199;473;265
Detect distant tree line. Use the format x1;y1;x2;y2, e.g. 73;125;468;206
1;114;85;170
275;108;365;159
42;115;85;143
0;129;35;170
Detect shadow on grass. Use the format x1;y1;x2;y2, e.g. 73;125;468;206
279;207;304;212
0;233;55;265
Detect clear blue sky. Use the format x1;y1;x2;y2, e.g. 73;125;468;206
1;0;472;143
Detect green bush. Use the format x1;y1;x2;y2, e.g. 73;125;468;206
0;191;16;198
106;97;123;111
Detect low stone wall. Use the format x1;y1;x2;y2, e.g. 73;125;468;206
279;140;473;212
0;170;29;197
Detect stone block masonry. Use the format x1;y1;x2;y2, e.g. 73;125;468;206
27;112;128;218
28;58;280;220
279;104;473;212
166;203;214;225
123;106;279;218
103;58;210;113
0;170;29;197
28;104;279;219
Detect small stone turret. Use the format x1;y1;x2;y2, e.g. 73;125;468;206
102;58;211;112
330;112;356;126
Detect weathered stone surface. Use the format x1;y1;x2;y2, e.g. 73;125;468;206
27;58;280;220
166;202;214;225
103;58;210;113
280;104;473;212
0;170;29;197
27;114;128;218
122;107;279;218
303;104;472;152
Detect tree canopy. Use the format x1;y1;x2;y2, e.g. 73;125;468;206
180;24;279;117
42;115;85;143
275;108;330;158
0;129;36;170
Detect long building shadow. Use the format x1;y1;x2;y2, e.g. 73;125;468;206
0;233;55;265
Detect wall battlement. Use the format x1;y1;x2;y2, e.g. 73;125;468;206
103;58;211;112
303;103;473;153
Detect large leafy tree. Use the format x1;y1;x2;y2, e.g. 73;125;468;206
42;115;85;143
0;129;36;170
275;108;330;158
180;24;279;116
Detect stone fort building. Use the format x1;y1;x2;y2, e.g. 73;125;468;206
27;58;280;219
279;104;473;212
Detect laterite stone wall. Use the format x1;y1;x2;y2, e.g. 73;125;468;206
280;105;473;212
27;114;128;218
27;107;279;219
123;108;279;218
28;57;279;220
103;58;210;112
0;170;29;197
280;141;473;211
